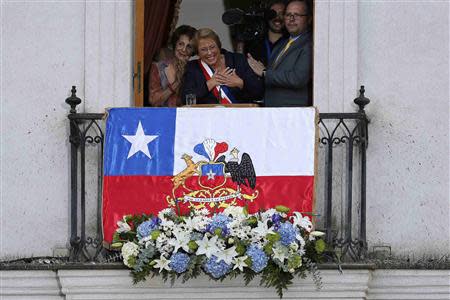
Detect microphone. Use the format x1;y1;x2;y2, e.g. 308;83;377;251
222;9;244;25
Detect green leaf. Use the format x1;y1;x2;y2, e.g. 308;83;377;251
151;230;161;240
235;243;246;255
266;233;280;243
247;216;258;225
243;270;256;285
315;239;326;254
188;240;198;251
275;205;290;213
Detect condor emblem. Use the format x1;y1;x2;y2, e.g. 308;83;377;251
166;138;259;211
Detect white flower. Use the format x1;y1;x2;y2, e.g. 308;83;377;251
116;217;131;233
289;242;299;252
191;215;208;231
215;246;238;265
298;247;306;256
223;206;245;219
310;231;325;237
291;212;312;232
252;220;275;238
168;228;191;253
232;255;248;272
296;234;306;247
160;219;175;231
192;208;210;216
121;242;139;267
158;208;175;220
182;217;196;231
195;234;220;258
260;209;277;221
272;244;289;263
153;255;171;273
145;240;155;249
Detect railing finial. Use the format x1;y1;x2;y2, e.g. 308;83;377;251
66;85;82;114
354;85;370;112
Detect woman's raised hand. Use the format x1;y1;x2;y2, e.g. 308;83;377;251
215;68;244;89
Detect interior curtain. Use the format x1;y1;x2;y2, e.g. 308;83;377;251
144;0;181;105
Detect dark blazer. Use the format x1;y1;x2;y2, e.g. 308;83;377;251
181;50;264;104
264;31;313;107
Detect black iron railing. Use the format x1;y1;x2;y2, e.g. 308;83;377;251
65;86;370;262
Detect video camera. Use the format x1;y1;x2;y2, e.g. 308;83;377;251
222;8;277;42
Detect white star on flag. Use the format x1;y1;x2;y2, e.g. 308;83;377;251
122;121;158;159
206;169;216;180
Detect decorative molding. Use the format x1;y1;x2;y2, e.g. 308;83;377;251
58;269;370;300
367;270;450;300
314;0;359;113
84;0;133;113
0;271;63;300
2;269;450;299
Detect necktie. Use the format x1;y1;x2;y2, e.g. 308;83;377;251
274;38;295;65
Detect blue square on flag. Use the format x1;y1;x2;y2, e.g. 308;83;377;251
104;108;176;176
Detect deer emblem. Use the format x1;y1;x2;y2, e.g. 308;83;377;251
172;154;201;191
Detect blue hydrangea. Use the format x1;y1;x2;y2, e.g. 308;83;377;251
207;214;231;236
203;255;232;278
277;222;297;246
137;219;159;238
169;252;190;274
271;213;282;225
246;244;268;273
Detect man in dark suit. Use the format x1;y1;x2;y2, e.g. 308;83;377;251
248;0;313;107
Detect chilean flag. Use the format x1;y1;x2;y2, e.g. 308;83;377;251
103;107;317;243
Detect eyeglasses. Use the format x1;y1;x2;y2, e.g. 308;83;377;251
198;44;217;55
284;13;308;20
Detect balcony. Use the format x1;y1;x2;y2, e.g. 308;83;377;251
64;85;370;264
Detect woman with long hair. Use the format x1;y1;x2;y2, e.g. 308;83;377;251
149;25;196;107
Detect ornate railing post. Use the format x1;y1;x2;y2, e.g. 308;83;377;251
66;86;106;262
318;86;370;261
65;86;82;261
354;86;370;259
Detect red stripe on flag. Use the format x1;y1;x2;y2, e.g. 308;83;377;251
103;175;314;242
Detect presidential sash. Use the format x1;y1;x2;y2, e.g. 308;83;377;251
198;60;235;104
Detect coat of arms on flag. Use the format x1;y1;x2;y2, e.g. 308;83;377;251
167;139;258;211
102;107;317;243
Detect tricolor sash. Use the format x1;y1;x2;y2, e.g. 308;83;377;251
198;60;235;104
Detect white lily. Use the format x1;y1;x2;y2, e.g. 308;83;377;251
232;255;248;271
272;244;289;263
252;219;275;238
153;255;171;273
215;246;238;265
195;235;220;258
116;217;131;233
291;212;312;232
182;217;196;231
168;228;191;253
310;231;325;237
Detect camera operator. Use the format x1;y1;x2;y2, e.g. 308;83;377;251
248;0;313;107
245;0;288;67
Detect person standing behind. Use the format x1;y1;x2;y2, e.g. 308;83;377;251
248;0;313;107
246;0;288;67
149;25;196;107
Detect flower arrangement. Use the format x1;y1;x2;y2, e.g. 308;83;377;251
112;205;326;298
